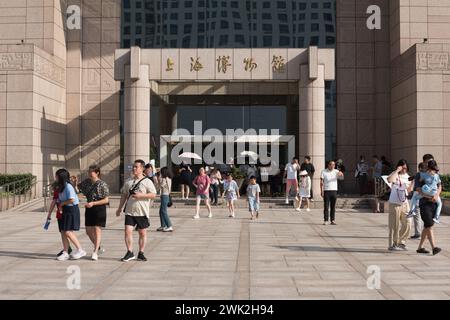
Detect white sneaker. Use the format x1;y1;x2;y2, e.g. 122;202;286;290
306;208;311;212
285;199;289;204
433;218;440;224
70;249;86;260
56;251;70;261
91;252;98;261
163;226;173;232
231;212;235;218
295;208;301;212
193;214;200;219
208;212;213;218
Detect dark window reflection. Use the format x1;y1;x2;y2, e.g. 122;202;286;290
121;0;336;49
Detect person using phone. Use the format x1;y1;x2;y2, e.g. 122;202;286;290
320;160;344;225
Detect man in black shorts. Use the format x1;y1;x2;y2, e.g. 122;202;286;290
116;159;157;262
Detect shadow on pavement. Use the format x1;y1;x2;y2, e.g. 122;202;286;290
274;245;388;254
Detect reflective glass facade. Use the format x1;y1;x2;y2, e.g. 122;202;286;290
120;0;336;160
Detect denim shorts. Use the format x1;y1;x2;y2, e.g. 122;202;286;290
248;198;260;212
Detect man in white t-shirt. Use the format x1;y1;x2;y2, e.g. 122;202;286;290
116;159;157;262
320;160;344;225
284;157;300;204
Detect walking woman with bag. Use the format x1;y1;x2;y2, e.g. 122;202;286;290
157;167;174;232
76;165;110;261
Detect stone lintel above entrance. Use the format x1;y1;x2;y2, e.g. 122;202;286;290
114;47;335;82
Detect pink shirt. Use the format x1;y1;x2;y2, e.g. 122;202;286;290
194;174;211;195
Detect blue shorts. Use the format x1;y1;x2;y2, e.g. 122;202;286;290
248;198;260;212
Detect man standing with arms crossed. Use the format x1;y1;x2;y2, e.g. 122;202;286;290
116;159;157;262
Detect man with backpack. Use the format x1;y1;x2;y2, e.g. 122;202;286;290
116;159;157;262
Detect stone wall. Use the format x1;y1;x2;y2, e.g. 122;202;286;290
336;0;391;193
0;44;66;193
65;0;121;191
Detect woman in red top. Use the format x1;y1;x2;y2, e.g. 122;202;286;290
192;167;213;219
46;182;72;257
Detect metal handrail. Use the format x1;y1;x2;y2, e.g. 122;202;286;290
0;176;37;211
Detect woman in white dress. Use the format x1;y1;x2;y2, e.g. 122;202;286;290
295;170;311;212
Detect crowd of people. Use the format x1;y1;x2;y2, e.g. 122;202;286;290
45;153;444;262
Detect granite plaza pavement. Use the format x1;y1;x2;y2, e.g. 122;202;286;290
1;199;450;300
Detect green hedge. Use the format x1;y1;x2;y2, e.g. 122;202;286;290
442;174;450;193
0;174;35;195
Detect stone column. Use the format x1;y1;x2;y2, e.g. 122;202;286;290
299;64;325;199
123;64;150;176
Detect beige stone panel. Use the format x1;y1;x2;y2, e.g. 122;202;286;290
6;127;33;145
214;48;234;80
336;68;356;93
66;67;81;94
6;145;33;164
250;48;270;80
100;170;119;192
410;23;428;39
82;18;101;43
7;92;33;110
100;119;120;146
67;42;81;68
428;23;450;39
337;18;356;43
81;146;101;172
444;111;450;127
336;0;355;17
66;118;81;145
140;49;160;80
102;0;121;18
271;82;290;95
416;92;443;110
227;82;244;95
81;119;101;146
101;68;117;93
337;94;357;120
391;76;417;103
417;74;443;92
312;110;325;134
417;110;444;128
39;129;65;149
81;94;101;120
196;49;215;80
336;43;356;68
161;49;179;80
417;128;444;146
356;69;374;93
179;49;198;80
7;74;33;92
0;0;26;6
134;110;150;133
26;23;44;39
67;28;81;43
0;92;7;110
356;94;375;119
287;48;306;80
355;18;375;43
101;93;119;120
375;68;391;93
337;119;357;145
102;18;120;43
0;24;26;40
6;109;33;127
233;48;252;80
83;0;101;18
101;43;120;70
100;146;120;171
0;110;5;127
82;43;101;69
375;42;391;68
82;68;101;92
356;43;375;68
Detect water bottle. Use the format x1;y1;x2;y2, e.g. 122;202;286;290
44;218;51;230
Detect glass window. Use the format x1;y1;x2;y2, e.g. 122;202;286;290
234;22;243;30
199;12;205;19
262;24;272;32
123;39;130;48
135;13;142;23
278;13;287;22
198;23;205;33
170;25;178;35
263;36;272;47
135;1;141;9
311;2;319;9
182;36;191;47
235;34;245;44
199;0;205;7
299;2;306;10
231;1;239;8
277;1;286;9
171;1;179;9
221;20;228;28
233;11;240;19
311;13;318;20
279;25;289;33
324;13;333;21
123;0;130;9
185;1;193;8
326;36;335;45
221;11;227;18
298;13;305;20
185;12;192;19
124;12;130;22
263;2;270;8
310;36;319;46
184;24;192;34
135;26;142;34
170;13;178;20
311;23;319;32
262;13;271;19
325;24;334;32
279;36;290;46
124;26;130;35
323;2;332;9
298;24;305;32
219;34;228;45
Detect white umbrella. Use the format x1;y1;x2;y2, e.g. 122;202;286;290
240;151;258;160
178;152;202;161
